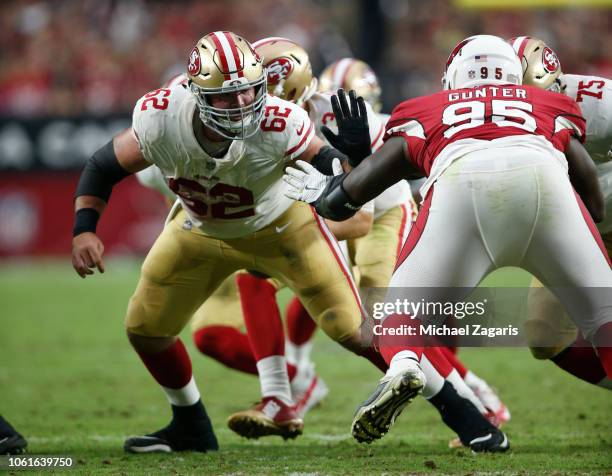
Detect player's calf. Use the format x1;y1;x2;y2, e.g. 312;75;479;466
125;335;218;453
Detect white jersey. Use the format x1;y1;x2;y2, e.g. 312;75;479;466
562;73;612;233
562;73;612;162
132;84;315;238
136;166;176;201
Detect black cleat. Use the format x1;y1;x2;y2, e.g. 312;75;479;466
0;416;27;455
469;428;510;453
351;366;426;443
124;422;218;454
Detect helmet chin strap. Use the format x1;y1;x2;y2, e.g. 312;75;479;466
193;110;232;156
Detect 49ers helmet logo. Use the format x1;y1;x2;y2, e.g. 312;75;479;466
188;47;201;76
542;47;560;73
266;57;293;85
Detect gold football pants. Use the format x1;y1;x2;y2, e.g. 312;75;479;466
126;202;362;342
525;230;612;358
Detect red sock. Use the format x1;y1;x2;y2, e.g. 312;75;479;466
236;273;285;360
193;326;257;375
439;346;468;378
593;322;612;379
135;338;192;389
552;333;607;384
377;314;424;365
286;297;317;345
423;347;453;378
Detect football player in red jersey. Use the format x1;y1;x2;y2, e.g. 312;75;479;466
318;58;512;431
285;34;612;449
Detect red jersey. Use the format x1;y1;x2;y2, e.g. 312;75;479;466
384;85;586;177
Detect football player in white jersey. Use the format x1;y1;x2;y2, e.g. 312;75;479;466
71;31;387;453
134;63;377;437
318;58;511;428
511;36;612;390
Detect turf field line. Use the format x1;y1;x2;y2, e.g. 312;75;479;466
26;432;354;445
302;433;352;442
26;430;609;445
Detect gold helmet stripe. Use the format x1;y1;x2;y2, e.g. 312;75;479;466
332;58;357;89
210;31;244;81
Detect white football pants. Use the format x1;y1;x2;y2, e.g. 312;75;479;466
390;147;612;341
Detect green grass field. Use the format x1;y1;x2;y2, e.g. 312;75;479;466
1;260;610;475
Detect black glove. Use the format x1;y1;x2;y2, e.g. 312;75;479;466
321;89;372;167
311;146;348;175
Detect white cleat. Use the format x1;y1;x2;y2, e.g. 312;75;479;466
351;363;426;443
293;374;329;418
291;363;329;418
468;376;511;425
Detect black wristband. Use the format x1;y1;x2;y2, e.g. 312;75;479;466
73;208;100;237
315;179;362;221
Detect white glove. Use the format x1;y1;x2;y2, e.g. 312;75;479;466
283;158;343;204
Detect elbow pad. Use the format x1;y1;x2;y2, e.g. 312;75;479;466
75;141;131;202
311;146;348;175
315;180;362;221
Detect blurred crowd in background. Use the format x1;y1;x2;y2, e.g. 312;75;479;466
0;0;609;256
1;0;611;117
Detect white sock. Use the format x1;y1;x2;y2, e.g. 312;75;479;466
256;355;293;405
418;353;445;399
386;350;419;377
285;340;314;369
447;369;486;414
464;370;484;389
162;376;201;406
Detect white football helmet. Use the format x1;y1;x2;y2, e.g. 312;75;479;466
442;35;522;90
187;31;267;140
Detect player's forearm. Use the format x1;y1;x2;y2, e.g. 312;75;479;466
566;138;605;222
74;196;107;214
343;137;417;205
325;210;373;240
72;138;135;236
